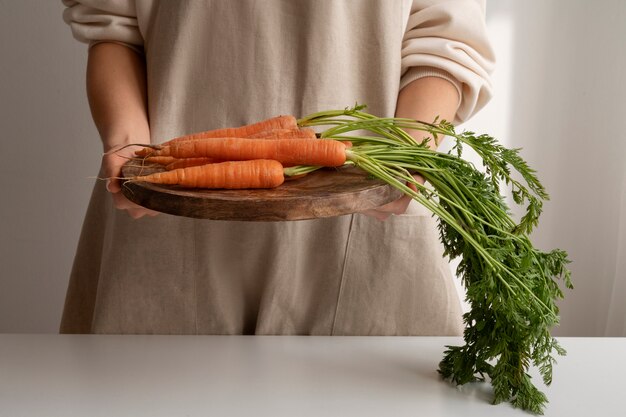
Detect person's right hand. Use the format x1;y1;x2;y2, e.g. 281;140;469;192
102;142;159;219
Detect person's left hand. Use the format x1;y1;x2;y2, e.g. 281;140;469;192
102;142;160;219
360;174;424;221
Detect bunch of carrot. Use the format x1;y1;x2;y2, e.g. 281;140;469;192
127;115;349;189
118;105;571;413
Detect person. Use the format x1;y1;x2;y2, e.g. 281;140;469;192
60;0;495;335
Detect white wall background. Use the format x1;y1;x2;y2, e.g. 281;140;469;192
0;0;100;333
1;0;625;335
462;0;626;336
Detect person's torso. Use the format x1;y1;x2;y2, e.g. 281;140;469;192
135;0;411;142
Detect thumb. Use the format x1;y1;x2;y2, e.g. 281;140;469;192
105;178;121;193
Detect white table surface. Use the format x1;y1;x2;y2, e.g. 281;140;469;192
0;335;622;417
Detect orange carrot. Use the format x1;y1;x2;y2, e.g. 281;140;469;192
247;128;316;139
165;115;296;145
135;116;298;157
165;157;221;171
130;160;285;189
146;138;347;167
143;156;177;165
136;128;316;157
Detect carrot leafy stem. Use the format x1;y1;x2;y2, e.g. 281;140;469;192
299;105;572;415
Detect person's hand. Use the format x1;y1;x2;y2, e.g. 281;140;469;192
360;174;424;221
102;142;159;219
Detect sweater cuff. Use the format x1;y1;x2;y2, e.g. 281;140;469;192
399;67;463;111
88;40;143;55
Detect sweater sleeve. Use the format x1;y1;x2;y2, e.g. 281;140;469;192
401;0;496;123
61;0;143;52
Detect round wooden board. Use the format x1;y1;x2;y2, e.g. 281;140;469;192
121;162;403;221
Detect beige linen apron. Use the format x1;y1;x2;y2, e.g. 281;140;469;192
60;0;463;335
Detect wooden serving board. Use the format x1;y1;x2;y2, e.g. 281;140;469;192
121;162;403;221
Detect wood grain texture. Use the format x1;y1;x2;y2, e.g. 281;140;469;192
121;161;403;221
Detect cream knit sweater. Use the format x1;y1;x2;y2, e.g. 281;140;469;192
62;0;495;123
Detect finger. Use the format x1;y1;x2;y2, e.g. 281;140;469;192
102;144;148;191
360;208;392;221
407;174;423;192
102;154;127;193
128;207;160;219
131;207;160;218
359;195;411;221
388;196;412;215
127;208;148;219
105;178;117;193
377;195;413;215
111;190;137;210
111;192;160;218
361;175;422;221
